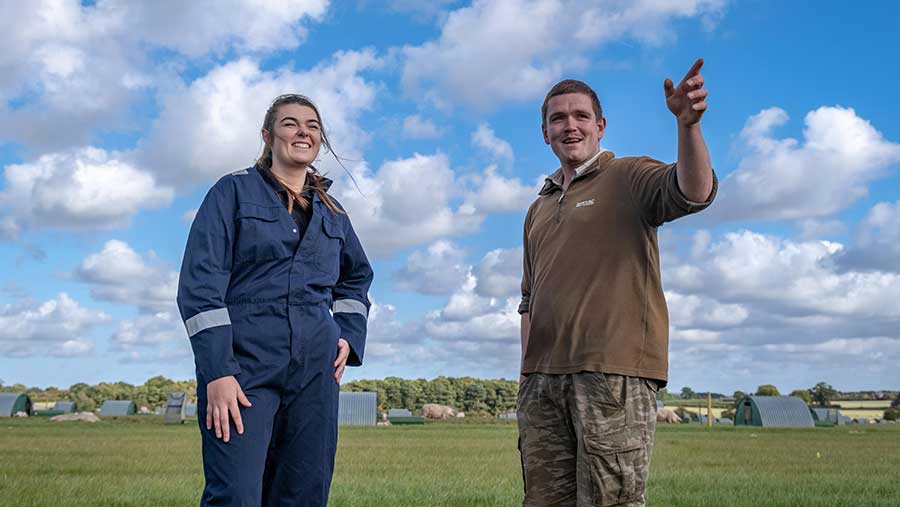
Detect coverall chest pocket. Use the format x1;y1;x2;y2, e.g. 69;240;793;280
235;204;289;264
315;216;344;277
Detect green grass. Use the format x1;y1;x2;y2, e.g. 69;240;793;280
1;417;899;506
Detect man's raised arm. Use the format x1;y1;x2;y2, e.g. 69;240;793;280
665;58;714;202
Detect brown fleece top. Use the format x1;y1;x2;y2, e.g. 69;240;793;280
519;151;717;384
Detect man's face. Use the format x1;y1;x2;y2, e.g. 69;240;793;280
542;93;605;169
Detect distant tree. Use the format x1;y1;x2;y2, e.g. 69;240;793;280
733;390;747;403
680;386;695;399
463;382;488;413
885;407;900;421
755;384;780;396
891;392;900;409
657;387;668;400
811;382;838;407
790;389;812;404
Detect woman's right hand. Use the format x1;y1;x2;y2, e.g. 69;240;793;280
206;376;252;443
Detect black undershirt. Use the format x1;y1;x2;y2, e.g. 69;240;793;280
258;166;313;242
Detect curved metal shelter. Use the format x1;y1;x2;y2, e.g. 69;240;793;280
734;396;814;427
99;400;137;417
0;392;32;417
53;401;77;413
810;407;845;425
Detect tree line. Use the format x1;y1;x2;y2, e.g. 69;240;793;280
342;376;519;416
668;382;898;408
0;376;198;412
0;375;519;416
3;376;895;419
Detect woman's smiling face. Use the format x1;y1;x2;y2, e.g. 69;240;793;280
267;103;322;169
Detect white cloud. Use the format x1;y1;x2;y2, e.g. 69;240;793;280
670;328;721;343
666;291;749;329
463;165;540;213
110;1;329;57
0;0;329;151
75;240;178;313
393;241;470;295
112;311;185;348
837;200;900;272
392;243;523;300
655;227;900;390
471;123;513;163
708;107;900;223
141;50;381;186
401;0;725;110
0;147;173;232
344;271;524;381
182;209;199;225
0;293;108;357
336;153;482;256
109;310;194;365
402;115;442;139
473;247;522;298
666;230;900;319
762;336;900;356
796;218;847;241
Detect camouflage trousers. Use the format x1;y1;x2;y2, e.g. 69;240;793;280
517;372;659;507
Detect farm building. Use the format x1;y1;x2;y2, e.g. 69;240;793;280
386;407;424;424
54;401;77;413
681;412;715;424
99;400;137;417
0;392;32;417
734;396;814;428
810;407;845;425
338;392;376;426
184;403;198;418
164;392;189;424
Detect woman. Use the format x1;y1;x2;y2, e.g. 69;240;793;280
176;94;373;506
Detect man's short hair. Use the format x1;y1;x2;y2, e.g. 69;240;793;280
541;80;603;125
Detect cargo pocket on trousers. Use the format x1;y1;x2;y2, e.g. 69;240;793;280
583;431;645;506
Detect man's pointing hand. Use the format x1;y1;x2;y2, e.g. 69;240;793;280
665;58;708;127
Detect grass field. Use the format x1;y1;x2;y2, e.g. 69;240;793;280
1;417;899;506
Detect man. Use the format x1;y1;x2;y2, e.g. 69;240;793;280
517;59;716;506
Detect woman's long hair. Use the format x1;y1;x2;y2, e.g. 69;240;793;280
256;94;344;215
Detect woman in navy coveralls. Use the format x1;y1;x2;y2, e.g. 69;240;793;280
177;94;374;506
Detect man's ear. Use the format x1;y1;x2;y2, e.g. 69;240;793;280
542;123;550;145
596;117;607;142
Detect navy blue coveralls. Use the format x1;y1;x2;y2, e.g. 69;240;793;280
176;166;373;506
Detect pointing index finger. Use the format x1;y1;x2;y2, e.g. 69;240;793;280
680;58;704;86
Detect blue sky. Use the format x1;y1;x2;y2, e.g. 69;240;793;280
2;1;899;394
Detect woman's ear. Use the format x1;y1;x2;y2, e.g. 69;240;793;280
261;128;271;146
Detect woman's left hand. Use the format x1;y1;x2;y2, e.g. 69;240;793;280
334;338;350;384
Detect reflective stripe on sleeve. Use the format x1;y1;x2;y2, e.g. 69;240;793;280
184;308;231;337
333;299;368;318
